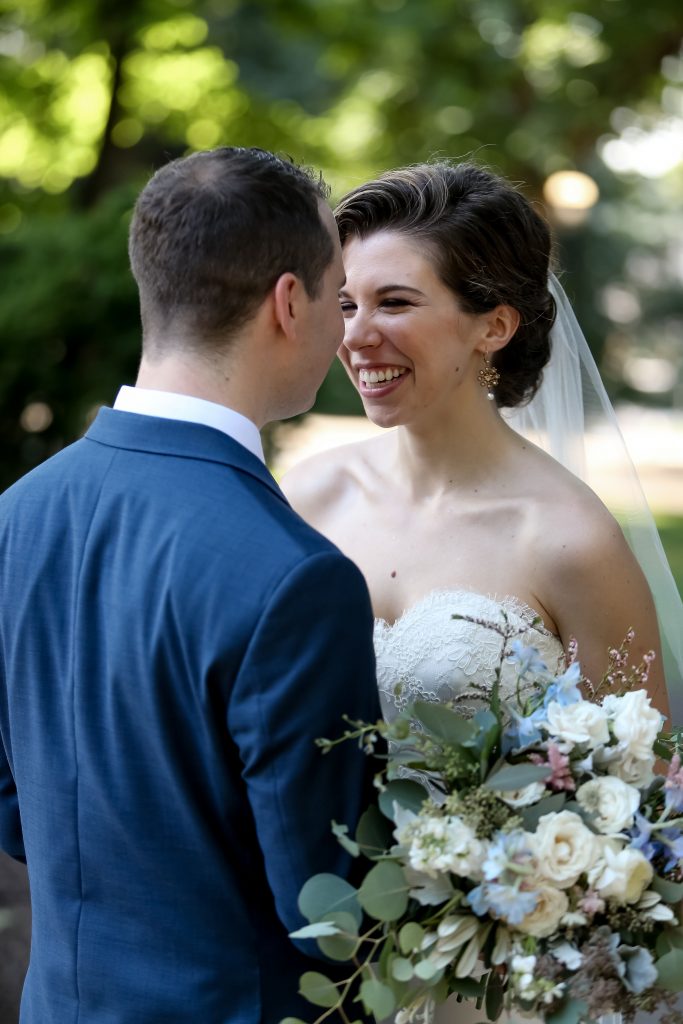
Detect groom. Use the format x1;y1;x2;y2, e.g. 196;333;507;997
0;148;380;1022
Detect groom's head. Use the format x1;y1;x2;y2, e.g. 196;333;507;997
128;147;336;356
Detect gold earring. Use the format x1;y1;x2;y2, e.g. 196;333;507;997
477;351;500;400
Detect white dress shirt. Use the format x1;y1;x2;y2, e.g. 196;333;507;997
113;386;265;463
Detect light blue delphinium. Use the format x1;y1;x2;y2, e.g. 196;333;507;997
508;640;548;678
482;830;535;881
618;946;658;994
502;704;547;754
467;881;538;925
543;662;583;709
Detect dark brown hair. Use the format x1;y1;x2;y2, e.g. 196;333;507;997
334;162;556;408
129;147;334;351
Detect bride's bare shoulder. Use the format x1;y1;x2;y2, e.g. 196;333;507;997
281;435;381;526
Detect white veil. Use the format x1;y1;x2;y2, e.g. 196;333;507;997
504;275;683;723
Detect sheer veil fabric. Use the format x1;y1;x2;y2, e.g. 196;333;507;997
504;275;683;724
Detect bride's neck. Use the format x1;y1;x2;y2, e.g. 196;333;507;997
392;401;517;499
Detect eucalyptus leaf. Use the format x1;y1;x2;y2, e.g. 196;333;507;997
520;792;567;830
483;762;551;792
378;779;428;820
391;956;414;982
331;820;360;857
657;948;683;991
357;804;393;859
298;873;361;928
651;875;683;904
414;959;442;981
413;701;477;745
399;922;425;954
318;911;360;962
358;860;410;921
280;1018;307;1024
359;978;396;1021
299;971;340;1009
289;921;341;939
485;970;504;1021
447;978;486;999
546;997;589;1024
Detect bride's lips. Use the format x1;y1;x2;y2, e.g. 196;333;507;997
356;366;410;399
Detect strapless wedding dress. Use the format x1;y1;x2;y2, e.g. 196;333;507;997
374;589;566;726
374;589;566;1024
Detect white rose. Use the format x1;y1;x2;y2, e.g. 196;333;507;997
515;884;569;938
607;690;663;759
608;752;656;789
531;811;600;888
588;838;653;904
576;776;640;834
545;700;609;750
501;781;547;808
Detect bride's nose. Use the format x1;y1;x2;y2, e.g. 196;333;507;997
342;310;383;352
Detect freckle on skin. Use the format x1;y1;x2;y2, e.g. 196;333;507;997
391;570;397;578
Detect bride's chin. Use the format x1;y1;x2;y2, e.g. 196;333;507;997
361;403;406;430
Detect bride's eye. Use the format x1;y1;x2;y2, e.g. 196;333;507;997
381;297;412;309
339;301;356;314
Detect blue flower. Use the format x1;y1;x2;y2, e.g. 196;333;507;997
629;814;683;871
629;813;657;861
502;704;546;754
467;881;538;925
543;663;582;708
508;641;548;678
482;830;535;881
618;946;658;994
659;828;683;872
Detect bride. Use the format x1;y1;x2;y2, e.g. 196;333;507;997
283;161;676;722
284;161;682;1022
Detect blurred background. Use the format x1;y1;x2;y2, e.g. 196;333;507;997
0;0;682;1017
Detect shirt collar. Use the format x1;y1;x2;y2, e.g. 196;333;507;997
113;386;265;463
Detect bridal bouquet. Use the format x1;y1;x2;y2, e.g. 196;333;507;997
286;623;683;1024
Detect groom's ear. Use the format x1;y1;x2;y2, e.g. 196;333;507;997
475;304;520;353
271;272;306;342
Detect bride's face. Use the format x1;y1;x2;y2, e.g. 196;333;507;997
338;230;486;429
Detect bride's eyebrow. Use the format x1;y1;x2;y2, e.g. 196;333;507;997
338;284;426;298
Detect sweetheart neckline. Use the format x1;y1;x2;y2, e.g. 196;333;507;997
373;588;560;640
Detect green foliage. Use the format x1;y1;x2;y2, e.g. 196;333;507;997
0;184;140;490
1;0;682;489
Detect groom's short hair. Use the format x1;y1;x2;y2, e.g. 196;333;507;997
129;147;334;351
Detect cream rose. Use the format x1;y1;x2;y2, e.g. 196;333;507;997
531;811;600;889
608;752;656;789
545;700;609;750
576;776;640;834
515;884;569;938
606;690;663;759
588;838;653;904
501;781;547;808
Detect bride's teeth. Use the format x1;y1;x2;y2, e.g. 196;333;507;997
358;367;406;385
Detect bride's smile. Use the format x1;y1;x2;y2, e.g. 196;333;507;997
337;229;497;430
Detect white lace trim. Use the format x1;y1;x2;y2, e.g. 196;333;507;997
374;589;566;722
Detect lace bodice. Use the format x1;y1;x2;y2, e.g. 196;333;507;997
374;589;566;722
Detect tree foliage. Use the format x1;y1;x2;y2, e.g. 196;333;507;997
0;0;681;487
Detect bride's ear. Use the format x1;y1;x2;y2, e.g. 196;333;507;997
476;304;520;354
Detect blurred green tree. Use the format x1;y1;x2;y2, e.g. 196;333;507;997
0;0;681;488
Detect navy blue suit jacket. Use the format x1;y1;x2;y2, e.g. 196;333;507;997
0;408;380;1023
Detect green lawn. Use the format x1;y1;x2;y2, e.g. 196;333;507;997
656;515;683;599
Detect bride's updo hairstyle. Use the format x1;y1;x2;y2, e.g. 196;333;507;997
334;162;556;408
